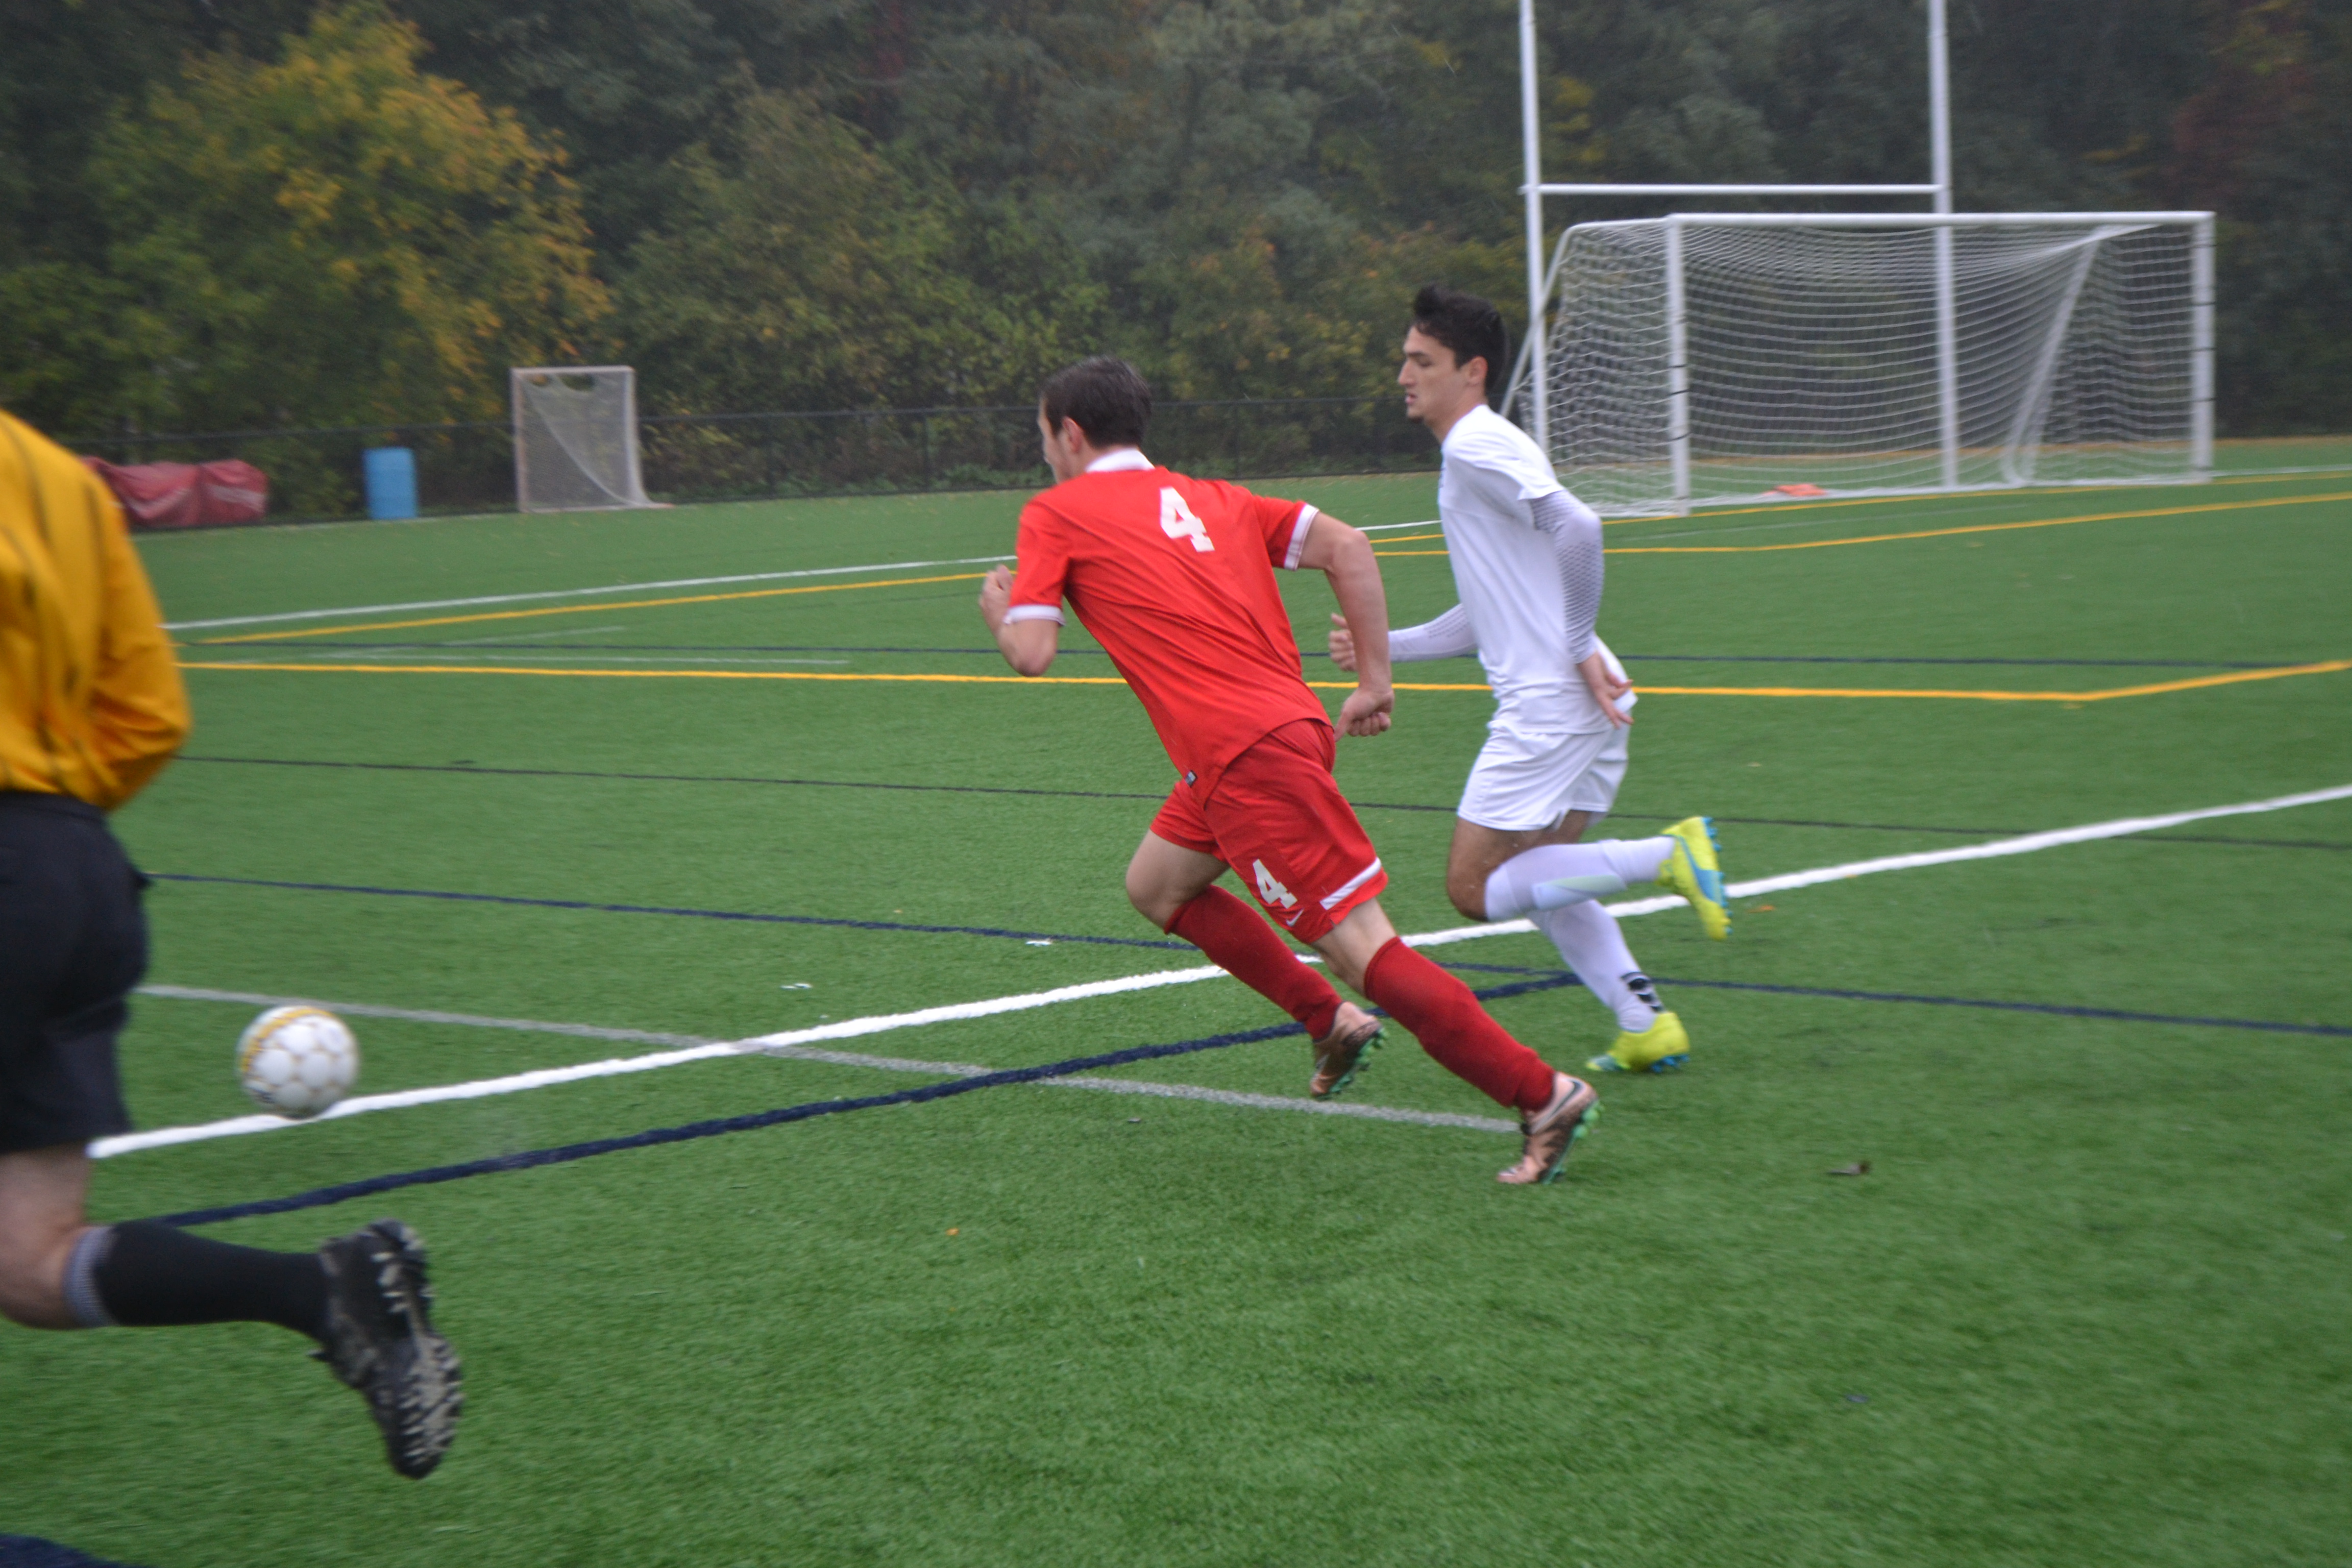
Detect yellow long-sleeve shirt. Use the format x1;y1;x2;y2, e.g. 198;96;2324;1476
0;410;190;810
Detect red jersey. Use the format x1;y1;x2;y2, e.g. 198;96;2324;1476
1007;452;1328;800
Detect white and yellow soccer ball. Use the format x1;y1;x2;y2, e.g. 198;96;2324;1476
236;1006;360;1118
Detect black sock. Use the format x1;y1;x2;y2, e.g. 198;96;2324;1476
90;1220;329;1340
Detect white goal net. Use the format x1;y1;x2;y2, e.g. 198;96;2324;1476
511;365;655;512
1537;214;2213;516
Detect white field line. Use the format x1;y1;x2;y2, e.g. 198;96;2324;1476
100;968;1228;1155
102;780;2352;1158
1043;1075;1514;1133
165;521;1448;632
120;986;1514;1148
1395;780;2352;950
163;555;1021;631
136;986;710;1048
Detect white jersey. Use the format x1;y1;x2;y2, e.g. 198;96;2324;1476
1435;403;1622;735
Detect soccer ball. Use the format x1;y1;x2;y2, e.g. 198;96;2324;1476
237;1006;360;1118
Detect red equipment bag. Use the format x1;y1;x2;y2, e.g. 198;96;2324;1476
82;457;270;528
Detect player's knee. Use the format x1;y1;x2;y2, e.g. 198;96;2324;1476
1444;867;1488;922
0;1240;70;1329
1124;867;1175;929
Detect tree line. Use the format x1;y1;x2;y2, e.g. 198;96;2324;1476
2;0;2344;439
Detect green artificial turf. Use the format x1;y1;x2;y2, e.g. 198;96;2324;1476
4;460;2348;1567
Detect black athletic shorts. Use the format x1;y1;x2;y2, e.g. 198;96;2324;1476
0;792;148;1155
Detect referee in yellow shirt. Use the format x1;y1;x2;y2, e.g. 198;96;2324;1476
0;410;462;1478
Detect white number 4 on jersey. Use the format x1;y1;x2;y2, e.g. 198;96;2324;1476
1160;487;1214;552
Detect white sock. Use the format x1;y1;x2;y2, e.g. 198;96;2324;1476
1483;836;1676;919
1533;901;1664;1033
1602;836;1676;885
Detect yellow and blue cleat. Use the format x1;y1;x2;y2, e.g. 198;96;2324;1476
1586;1010;1690;1074
1657;816;1731;940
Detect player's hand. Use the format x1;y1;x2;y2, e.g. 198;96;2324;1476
977;565;1015;629
1579;650;1633;727
1338;682;1393;737
1327;612;1358;673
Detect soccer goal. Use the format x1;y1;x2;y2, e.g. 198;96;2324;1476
511;365;657;512
1538;213;2215;516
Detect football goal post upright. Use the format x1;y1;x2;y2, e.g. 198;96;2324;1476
1929;0;1959;491
511;365;657;512
2192;217;2216;478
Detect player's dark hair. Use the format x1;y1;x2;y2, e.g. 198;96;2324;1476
1410;285;1509;409
1039;356;1154;447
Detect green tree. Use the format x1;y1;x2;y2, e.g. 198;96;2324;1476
76;2;607;432
887;0;1525;397
613;91;1100;412
7;0;2349;436
2168;0;2352;432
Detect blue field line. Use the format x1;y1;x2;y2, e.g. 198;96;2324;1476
0;1537;143;1568
165;758;2352;849
158;976;1578;1228
1438;961;2352;1037
152;845;2352;967
215;641;2291;670
147;873;1193;952
178;753;1174;804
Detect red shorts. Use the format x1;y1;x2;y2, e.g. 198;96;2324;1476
1150;719;1388;944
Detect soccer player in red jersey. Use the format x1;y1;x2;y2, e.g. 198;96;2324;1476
978;357;1599;1185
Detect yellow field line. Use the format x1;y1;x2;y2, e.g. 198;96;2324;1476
1642;660;2352;701
175;659;1494;693
1649;467;2352;522
182;660;1127;685
1605;489;2352;555
179;658;2351;702
203;572;990;643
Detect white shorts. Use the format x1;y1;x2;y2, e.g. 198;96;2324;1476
1456;724;1629;832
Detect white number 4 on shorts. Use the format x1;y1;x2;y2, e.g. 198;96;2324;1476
1253;859;1298;910
1160;488;1213;552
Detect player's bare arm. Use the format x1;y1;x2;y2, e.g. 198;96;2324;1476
979;564;1059;676
1296;514;1393;737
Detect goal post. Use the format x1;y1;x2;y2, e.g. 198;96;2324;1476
1537;212;2215;516
510;365;657;512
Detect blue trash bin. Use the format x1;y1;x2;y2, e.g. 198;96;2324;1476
363;447;417;520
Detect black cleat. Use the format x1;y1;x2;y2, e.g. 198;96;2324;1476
315;1220;463;1479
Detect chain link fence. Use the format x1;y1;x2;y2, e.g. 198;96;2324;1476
74;396;1438;525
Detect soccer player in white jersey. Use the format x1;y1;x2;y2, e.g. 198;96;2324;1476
1330;286;1732;1075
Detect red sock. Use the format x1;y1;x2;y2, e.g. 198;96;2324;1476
1361;938;1557;1113
1167;887;1343;1040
